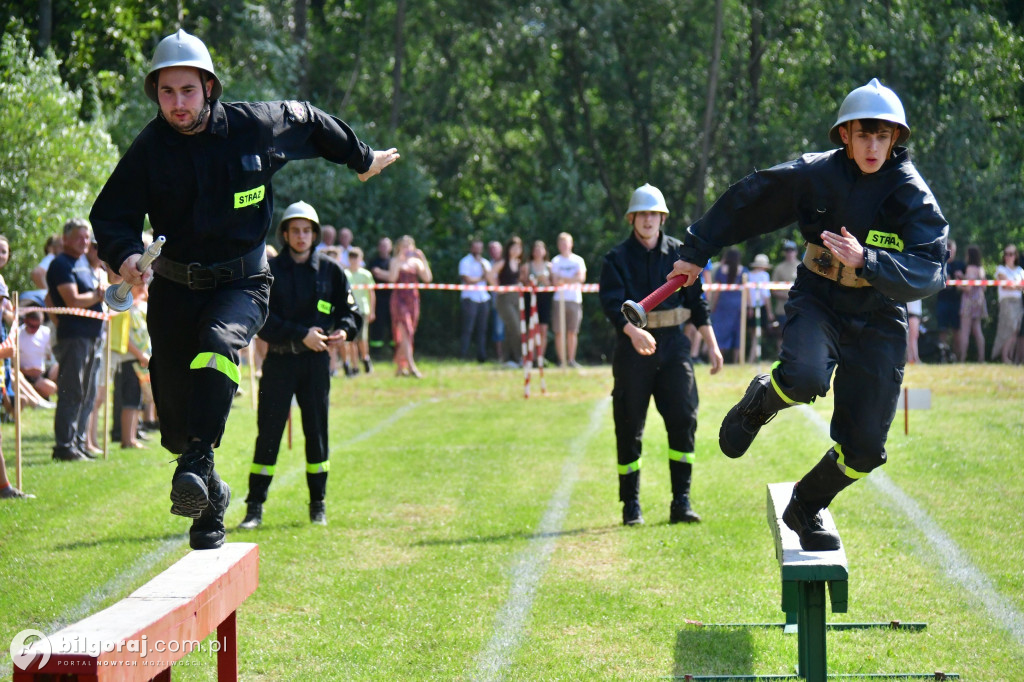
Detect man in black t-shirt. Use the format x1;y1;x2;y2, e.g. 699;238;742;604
46;218;107;462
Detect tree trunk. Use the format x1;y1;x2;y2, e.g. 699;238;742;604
294;0;310;99
694;0;725;217
390;0;407;133
747;0;764;131
37;0;52;49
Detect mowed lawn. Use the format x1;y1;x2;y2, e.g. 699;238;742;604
1;360;1022;680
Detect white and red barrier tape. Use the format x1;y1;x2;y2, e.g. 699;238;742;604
350;280;1014;292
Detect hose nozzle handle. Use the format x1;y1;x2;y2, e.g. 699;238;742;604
104;236;166;312
620;274;690;328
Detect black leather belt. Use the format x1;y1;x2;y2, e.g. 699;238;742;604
265;341;310;355
153;245;266;290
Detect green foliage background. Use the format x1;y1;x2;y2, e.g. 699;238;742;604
2;1;1022;355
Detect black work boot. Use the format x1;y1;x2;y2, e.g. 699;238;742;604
170;444;214;518
237;503;263;530
781;485;840;551
669;460;701;523
669;496;701;524
719;374;789;458
189;471;230;550
783;450;857;550
309;500;327;526
622;499;644;526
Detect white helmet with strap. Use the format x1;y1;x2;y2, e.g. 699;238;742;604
279;201;322;247
145;29;222;103
625;183;670;217
829;78;910;146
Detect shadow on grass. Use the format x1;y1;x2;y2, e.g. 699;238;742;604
672;625;758;679
412;524;620;547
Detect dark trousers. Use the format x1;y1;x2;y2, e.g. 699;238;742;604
370;289;392;349
53;336;101;451
249;350;331;503
147;271;271;455
612;330;699;500
460;298;490;361
774;274;907;476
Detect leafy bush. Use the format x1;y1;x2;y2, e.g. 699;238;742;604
0;26;120;292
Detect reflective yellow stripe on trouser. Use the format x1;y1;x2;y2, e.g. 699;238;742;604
833;444;868;479
769;360;805;405
306;461;330;474
668;450;695;464
190;352;241;385
618;458;642;475
250;463;276;476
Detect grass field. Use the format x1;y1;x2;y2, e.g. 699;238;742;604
1;359;1022;680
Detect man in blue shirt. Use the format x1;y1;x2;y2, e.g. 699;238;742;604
46;218;107;462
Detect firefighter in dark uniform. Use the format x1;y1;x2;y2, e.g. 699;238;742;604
237;201;360;529
600;184;724;527
668;79;948;550
90;30;399;550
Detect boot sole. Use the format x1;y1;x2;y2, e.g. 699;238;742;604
170;473;210;519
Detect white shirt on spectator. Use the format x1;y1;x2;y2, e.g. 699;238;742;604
458;254;491;302
551;253;586;302
18;324;51;372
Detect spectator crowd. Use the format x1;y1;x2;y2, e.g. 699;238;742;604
2;213;1020;502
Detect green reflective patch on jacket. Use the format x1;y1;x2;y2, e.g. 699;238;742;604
865;230;904;252
233;184;265;209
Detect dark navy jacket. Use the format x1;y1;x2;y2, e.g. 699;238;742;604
91;99;374;271
678;148;948;304
600;231;711;335
258;249;362;350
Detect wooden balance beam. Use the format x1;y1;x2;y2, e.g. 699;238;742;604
767;483;848;682
12;542;259;682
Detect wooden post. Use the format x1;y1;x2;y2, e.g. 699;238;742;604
217;610;238;682
13;293;22;490
738;272;749;366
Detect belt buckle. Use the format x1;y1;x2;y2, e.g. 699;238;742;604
186;262;211;289
812;248;833;275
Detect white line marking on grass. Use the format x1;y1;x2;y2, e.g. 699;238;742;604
22;536;186;645
9;401;426;662
263;400;429;492
799;405;1024;647
333;400;427;450
474;397;610;682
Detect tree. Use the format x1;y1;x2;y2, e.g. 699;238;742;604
0;26;120;290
